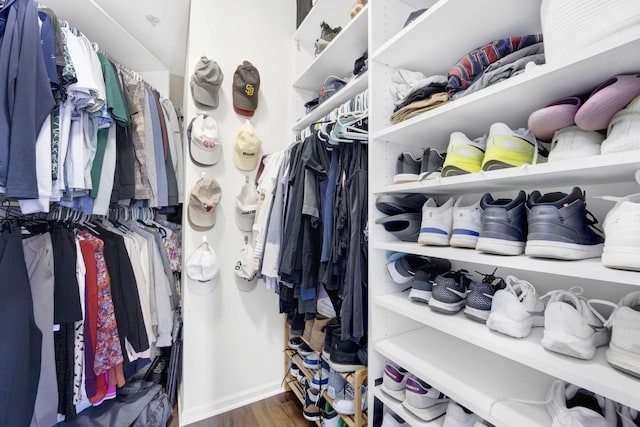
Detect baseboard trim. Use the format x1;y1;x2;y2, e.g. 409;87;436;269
180;381;284;426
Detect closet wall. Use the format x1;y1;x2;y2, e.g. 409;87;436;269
179;1;295;425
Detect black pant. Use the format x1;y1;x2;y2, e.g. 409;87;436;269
0;228;42;427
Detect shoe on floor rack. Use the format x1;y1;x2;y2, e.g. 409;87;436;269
322;401;340;427
540;286;614;360
486;275;545;339
441;132;487;177
334;383;368;416
429;269;473;314
418;197;455;246
310;360;330;390
481;122;543;171
605;291;640;378
303;381;326;422
326;367;346;400
525;187;604;260
450;197;482;249
463;267;506;323
476;190;527;256
328;329;365;373
402;376;449;422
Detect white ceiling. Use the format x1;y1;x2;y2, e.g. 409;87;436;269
43;0;190;76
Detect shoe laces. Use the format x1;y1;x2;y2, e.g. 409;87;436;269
540;286;617;326
475;267;505;289
504;275;538;302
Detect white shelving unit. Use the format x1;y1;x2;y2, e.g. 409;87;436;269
367;0;640;426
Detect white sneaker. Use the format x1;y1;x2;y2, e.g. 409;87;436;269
303;352;321;369
540;287;612;360
486;275;545;338
402;377;449;422
443;401;481;427
548;126;603;162
617;403;640;427
418;197;455;246
310;366;330;390
605;291;640;378
334;384;367;415
450;198;481;249
601;94;640;154
546;380;617;427
382;411;407;427
380;363;408;401
601;175;640;271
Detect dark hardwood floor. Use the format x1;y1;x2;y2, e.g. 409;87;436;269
168;391;317;427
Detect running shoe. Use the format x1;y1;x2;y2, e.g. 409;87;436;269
546;380;617;427
387;254;451;285
605;291;640;378
601;179;640;271
381;363;408;401
418;197;455;246
463;268;506;323
486;275;545;338
429;270;472;314
393;152;421;184
418;148;446;181
481;122;543;171
450;198;482;249
441;132;487;177
476;190;527;256
409;269;437;304
443;401;482;427
402;377;449;422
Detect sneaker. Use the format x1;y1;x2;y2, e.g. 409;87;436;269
525;187;604;260
476;190;528;256
528;96;583;141
450;198;482;249
463;268;506;323
441;132;487;177
327;368;346;400
418;197;455;246
288;336;303;350
322;318;342;359
418;148;446;181
541;287;611;360
601;94;640;154
443;401;481;427
409;269;437;303
323;401;340;427
617;404;640;427
546;380;618;427
381;363;408;401
601;181;640;271
376;193;428;215
481;122;542;171
334;384;367;415
548;126;603;162
310;362;330;390
290;362;300;381
429;270;472;314
328;330;365;373
486;275;545;338
382;411;407;427
605;291;640;378
298;342;315;357
387;254;451;285
402;377;449;422
303;352;322;369
303;382;326;421
393;152;421;184
376;213;422;242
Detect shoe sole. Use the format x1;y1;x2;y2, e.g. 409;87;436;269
402;400;449;422
486;311;542;338
380;383;405;402
602;246;640;271
393;173;419;184
428;298;465;314
387;261;413;285
409;288;431;303
328;360;365;373
541;328;607;360
525;240;603;260
606;344;640;378
476;237;525;256
450;233;478;249
418;232;450;246
464;306;490;323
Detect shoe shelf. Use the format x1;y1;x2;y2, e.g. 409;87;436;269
374;327;553;427
375;151;640;196
323;389;369;427
373;385;445;427
372;36;640;145
372;241;640;287
292;70;369;132
375;291;640;411
293;4;368;92
372;0;541;74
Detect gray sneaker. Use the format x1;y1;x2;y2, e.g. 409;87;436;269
476;190;528;256
418;148;446;181
393;152;421;184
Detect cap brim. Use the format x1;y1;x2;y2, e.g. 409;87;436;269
233;104;255;117
188;204;216;229
191;80;220;109
188;276;218;295
190;140;221;166
233;149;259;171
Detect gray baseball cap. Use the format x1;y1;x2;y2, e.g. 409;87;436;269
191;56;224;109
233;61;260;116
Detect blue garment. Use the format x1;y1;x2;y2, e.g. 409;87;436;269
37;11;59;90
146;88;168;207
0;0;55;199
320;149;338;262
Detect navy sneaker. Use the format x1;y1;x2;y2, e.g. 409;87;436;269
376;193;428;215
328;329;365;373
476;190;528;256
525;187;604;260
409;269;438;303
387;254;451;285
429;270;472;314
463;268;506;323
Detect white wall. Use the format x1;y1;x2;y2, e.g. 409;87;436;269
139;71;170;99
180;1;295;425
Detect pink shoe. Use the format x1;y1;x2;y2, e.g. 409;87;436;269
575;74;640;131
528;96;582;141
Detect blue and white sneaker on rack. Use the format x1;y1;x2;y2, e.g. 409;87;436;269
429;270;472;314
418;197;456;246
303;352;321;369
310;361;330;390
450;197;482;249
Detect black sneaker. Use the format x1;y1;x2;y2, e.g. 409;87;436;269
476;190;528;256
297;342;314;357
393;152;421;184
321;318;341;359
288;336;303;350
387;254;451;285
328;329;365;373
418;148;446;181
375;193;428;215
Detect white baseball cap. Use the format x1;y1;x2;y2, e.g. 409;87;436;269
233;120;261;171
188;176;221;229
235;179;259;232
186;242;220;295
189;114;221;166
234;237;257;289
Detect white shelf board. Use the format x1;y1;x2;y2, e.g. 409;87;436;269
374;386;445;427
372;0;542;73
375;151;640;195
375;292;640;412
372;36;640;145
372;242;640;287
374;328;553;427
293;5;369;91
292;71;369;131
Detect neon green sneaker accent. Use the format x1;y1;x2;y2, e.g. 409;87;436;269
441;132;486;176
481;123;538;171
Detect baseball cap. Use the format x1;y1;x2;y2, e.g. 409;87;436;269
232;61;260;117
190;56;224;109
233;120;262;171
235;179;259;231
186;241;219;294
188;176;222;229
188;114;221;165
234;237;257;285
